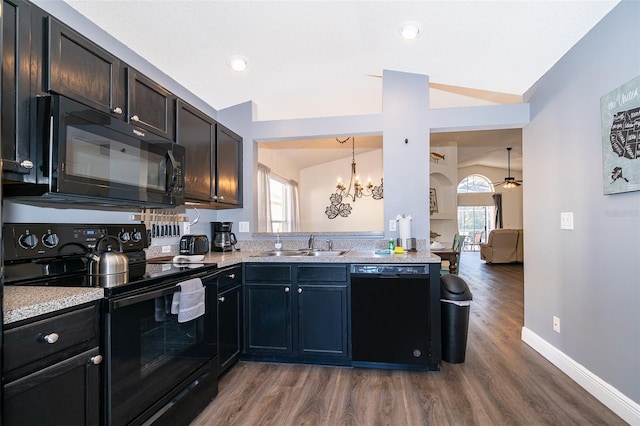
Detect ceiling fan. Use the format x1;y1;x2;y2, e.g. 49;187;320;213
493;147;523;189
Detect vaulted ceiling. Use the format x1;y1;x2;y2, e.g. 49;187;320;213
62;0;618;171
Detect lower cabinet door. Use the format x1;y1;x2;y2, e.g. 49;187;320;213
297;285;348;358
218;284;242;374
4;347;101;426
245;283;293;354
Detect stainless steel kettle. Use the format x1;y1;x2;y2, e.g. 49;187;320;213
87;236;129;287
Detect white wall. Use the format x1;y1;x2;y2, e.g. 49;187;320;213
522;1;640;421
299;149;383;232
382;71;431;241
257;146;384;233
257;148;301;183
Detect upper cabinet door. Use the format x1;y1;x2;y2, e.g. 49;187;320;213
128;68;175;140
2;0;37;182
176;99;214;202
46;17;126;117
215;124;243;207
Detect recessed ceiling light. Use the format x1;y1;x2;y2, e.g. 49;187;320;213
228;55;248;72
401;21;421;40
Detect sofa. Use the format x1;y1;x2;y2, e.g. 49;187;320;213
479;229;523;263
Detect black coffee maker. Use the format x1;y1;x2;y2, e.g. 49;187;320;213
211;222;237;252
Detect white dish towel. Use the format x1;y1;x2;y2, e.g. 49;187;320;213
171;278;205;323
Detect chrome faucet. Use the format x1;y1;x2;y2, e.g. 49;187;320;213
308;234;315;249
326;240;333;251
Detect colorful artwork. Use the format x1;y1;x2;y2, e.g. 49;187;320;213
600;75;640;194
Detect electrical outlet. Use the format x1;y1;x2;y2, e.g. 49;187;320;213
162;245;171;254
389;220;397;231
183;222;191;235
553;316;560;333
238;221;250;232
560;212;574;230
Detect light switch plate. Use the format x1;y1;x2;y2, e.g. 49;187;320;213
560;212;574;230
162;245;171;253
238;221;250;232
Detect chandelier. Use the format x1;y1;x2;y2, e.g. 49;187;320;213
325;137;383;219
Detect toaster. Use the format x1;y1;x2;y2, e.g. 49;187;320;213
179;235;210;255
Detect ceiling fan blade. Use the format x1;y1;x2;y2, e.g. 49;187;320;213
492;179;523;187
366;75;521;104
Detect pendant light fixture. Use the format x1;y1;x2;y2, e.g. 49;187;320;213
325;137;383;219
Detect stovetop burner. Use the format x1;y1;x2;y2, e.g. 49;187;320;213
3;222;218;297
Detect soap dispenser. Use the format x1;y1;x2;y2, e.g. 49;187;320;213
275;235;282;250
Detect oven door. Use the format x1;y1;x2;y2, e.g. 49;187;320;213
105;277;217;425
40;95;184;206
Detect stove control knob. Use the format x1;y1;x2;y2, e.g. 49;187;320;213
18;233;38;249
119;231;131;242
42;233;60;248
131;231;143;242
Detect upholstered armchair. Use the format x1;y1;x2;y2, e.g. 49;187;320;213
480;229;523;263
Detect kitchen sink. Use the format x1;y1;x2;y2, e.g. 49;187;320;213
254;249;349;257
305;250;349;256
257;250;305;257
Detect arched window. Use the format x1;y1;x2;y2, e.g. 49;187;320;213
457;174;494;193
456;174;494;250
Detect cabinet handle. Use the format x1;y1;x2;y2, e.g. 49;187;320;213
218;296;225;302
284;287;290;293
298;288;303;293
212;195;218;201
218;196;225;201
42;333;59;344
20;160;34;169
227;273;235;279
130;115;140;122
90;355;103;365
112;107;123;115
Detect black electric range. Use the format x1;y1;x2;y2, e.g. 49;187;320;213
3;222;220;425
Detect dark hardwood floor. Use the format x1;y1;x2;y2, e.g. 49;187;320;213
192;253;625;425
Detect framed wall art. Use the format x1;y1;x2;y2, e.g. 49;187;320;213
600;74;640;195
429;188;438;214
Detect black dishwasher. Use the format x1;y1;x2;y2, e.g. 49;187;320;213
350;264;441;370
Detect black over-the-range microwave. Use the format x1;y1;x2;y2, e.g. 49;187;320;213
5;94;185;207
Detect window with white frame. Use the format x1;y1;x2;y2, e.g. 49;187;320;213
269;174;299;233
457;174;494;249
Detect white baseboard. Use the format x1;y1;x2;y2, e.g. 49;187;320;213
521;327;640;426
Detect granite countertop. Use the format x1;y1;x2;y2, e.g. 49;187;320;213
200;249;441;265
4;249;440;324
4;286;104;325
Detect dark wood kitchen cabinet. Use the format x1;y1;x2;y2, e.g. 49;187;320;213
244;264;293;355
176;99;243;207
296;264;348;359
177;99;215;201
128;68;176;140
2;0;37;182
215;124;243;207
45;17;175;140
217;265;243;375
243;263;349;363
2;302;102;425
45;16;127;118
